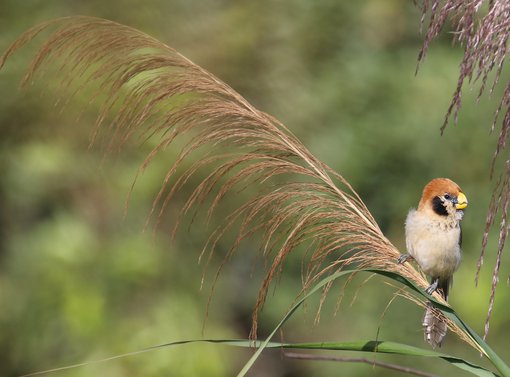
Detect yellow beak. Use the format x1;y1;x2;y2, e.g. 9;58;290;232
456;192;468;209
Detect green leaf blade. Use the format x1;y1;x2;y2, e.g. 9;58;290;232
236;268;508;377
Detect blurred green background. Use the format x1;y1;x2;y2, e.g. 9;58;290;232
1;1;509;376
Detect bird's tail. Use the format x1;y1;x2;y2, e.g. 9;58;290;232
423;303;448;348
423;278;450;348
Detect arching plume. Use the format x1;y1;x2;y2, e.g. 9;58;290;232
2;16;465;343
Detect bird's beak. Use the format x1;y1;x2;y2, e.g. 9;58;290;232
456;192;468;209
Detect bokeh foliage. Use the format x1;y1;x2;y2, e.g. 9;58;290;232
0;1;509;376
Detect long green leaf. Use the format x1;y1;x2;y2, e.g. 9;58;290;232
237;268;508;377
21;337;498;377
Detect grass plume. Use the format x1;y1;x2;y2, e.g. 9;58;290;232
416;0;510;340
1;16;467;344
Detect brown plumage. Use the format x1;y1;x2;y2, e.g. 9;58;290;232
399;178;468;347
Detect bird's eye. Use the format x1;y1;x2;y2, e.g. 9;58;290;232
444;193;451;200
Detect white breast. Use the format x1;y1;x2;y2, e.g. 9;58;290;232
405;209;462;278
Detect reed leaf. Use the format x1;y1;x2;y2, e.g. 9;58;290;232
238;268;509;377
17;338;499;377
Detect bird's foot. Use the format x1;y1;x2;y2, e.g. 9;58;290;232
397;254;413;264
425;279;439;295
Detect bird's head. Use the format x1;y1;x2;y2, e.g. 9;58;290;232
418;178;468;218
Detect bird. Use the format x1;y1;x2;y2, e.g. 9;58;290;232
398;178;468;347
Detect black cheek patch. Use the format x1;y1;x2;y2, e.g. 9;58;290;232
432;196;448;216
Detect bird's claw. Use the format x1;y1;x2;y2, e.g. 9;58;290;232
397;254;413;264
425;279;439;295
